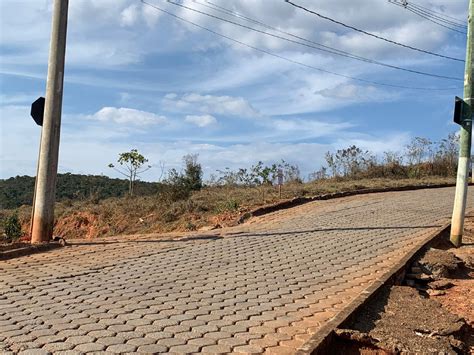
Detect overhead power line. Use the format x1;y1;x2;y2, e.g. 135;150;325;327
285;0;465;62
140;0;460;91
165;0;462;81
192;0;389;64
407;2;466;29
407;0;466;26
388;0;467;34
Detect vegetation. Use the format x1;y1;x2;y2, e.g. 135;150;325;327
0;173;161;210
108;149;151;196
312;133;459;181
3;213;22;242
0;132;462;240
213;160;301;186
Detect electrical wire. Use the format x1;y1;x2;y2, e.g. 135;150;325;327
140;0;460;91
388;0;467;34
191;0;385;64
408;2;466;29
407;1;466;27
164;0;462;81
285;0;465;61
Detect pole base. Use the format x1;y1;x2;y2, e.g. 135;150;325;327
449;234;462;248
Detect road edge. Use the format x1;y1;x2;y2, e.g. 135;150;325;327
296;219;452;354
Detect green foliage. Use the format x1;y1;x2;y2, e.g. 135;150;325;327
215;160;301;186
183;154;203;191
0;174;161;210
215;199;240;213
3;213;22;242
162;155;203;202
109;149;151;196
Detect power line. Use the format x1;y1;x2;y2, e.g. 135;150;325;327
285;0;465;62
192;0;385;64
408;2;466;29
202;0;466;64
140;1;460;91
395;3;467;34
407;0;466;26
388;0;467;34
390;0;467;30
165;0;462;81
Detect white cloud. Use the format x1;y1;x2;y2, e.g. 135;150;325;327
120;4;140;27
163;93;260;118
120;3;161;28
86;107;167;126
185;114;217;127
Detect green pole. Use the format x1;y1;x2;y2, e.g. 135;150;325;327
451;0;474;247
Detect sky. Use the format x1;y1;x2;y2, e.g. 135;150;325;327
0;0;469;181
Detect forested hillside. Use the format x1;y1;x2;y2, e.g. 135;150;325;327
0;173;161;209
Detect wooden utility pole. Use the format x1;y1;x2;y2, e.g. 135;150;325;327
31;0;69;244
451;0;473;247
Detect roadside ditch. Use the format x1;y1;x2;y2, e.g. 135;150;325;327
327;218;474;354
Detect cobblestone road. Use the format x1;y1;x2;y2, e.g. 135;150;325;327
1;187;471;354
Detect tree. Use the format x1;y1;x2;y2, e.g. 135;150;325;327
183;154;203;191
109;149;151;196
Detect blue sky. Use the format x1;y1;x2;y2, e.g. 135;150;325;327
0;0;469;181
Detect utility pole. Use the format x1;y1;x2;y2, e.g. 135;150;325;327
451;0;473;247
31;0;69;244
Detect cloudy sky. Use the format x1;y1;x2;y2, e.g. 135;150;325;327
0;0;468;181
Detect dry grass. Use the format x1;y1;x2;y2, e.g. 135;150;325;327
4;176;456;240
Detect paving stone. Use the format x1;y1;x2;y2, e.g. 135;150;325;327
33;335;66;346
144;331;173;340
17;350;49;355
156;337;186;347
201;344;232;353
217;336;249;347
74;342;106;352
55;330;87;338
136;344;169;353
174;331;204;341
168;344;201;353
105;344;137;353
115;331;144;340
42;342;75;352
188;337;218;347
95;336;127;346
126;337;155;346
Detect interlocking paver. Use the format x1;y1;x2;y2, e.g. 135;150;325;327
0;188;470;354
105;344;137;353
74;342;106;352
137;344;168;353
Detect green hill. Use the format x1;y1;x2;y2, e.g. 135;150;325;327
0;173;161;209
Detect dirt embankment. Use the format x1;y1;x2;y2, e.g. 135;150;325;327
333;220;474;354
2;177;456;242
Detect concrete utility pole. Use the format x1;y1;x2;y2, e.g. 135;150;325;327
451;0;474;247
31;0;69;244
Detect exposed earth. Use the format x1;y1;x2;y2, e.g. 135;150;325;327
334;219;474;354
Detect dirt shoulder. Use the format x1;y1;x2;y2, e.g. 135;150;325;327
332;219;474;354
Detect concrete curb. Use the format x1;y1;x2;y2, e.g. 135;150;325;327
295;219;452;354
238;183;466;224
0;242;63;261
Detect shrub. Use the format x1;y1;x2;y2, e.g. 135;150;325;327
3;213;22;242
